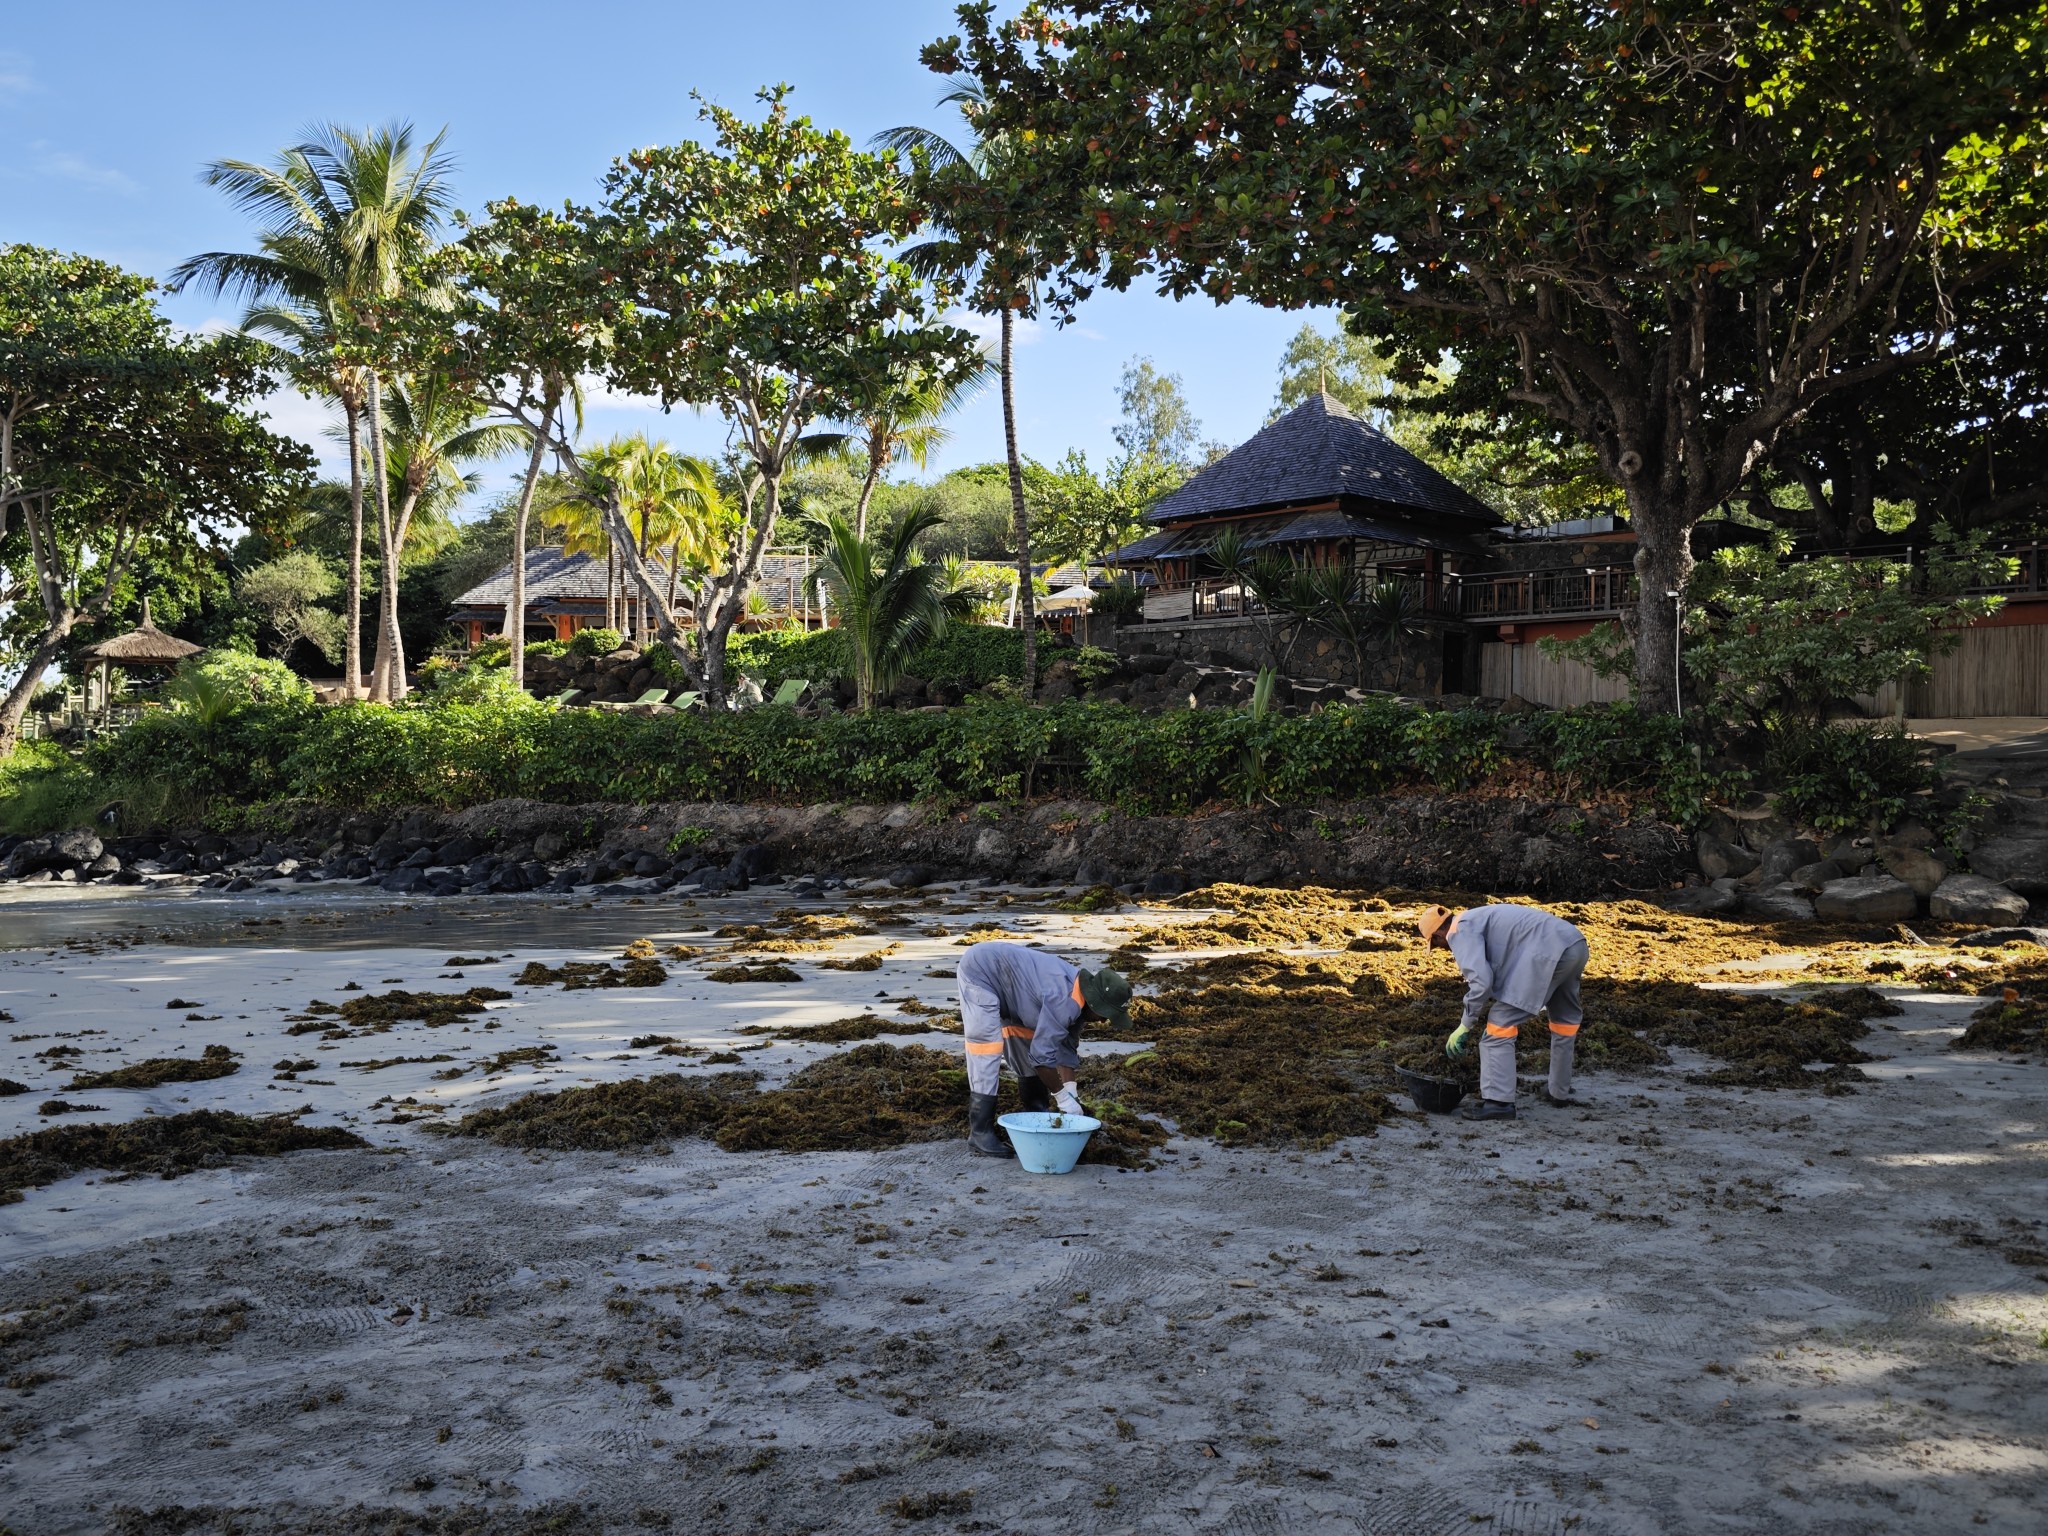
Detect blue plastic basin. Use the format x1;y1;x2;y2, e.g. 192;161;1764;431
997;1111;1101;1174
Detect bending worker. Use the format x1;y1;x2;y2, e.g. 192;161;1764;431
1418;903;1589;1121
956;941;1132;1158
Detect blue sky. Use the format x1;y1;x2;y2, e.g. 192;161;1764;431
3;1;1333;504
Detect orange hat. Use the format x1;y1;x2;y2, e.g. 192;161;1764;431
1417;904;1456;947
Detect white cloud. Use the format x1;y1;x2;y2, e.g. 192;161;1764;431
26;139;138;195
0;50;34;102
946;309;1043;349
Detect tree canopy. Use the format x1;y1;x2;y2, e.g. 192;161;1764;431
927;0;2048;708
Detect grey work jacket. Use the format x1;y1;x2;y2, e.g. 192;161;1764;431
1447;905;1588;1030
957;941;1084;1068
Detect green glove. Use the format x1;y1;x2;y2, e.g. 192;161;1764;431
1445;1023;1476;1060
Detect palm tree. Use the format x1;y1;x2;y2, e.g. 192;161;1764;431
581;435;731;640
170;122;455;699
369;371;526;698
843;353;990;539
812;507;956;710
875;81;1043;697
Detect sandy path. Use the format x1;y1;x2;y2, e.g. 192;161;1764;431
0;893;2043;1535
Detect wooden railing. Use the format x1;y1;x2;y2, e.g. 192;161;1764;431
1455;567;1635;624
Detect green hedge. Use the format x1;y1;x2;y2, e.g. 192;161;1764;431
74;695;1703;821
720;623;1052;692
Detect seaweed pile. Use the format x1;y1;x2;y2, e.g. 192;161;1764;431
715;912;878;952
515;957;666;989
66;1044;241;1091
706;961;803;983
288;987;511;1038
0;1110;366;1205
735;1013;948;1043
1952;956;2048;1056
450;1044;1166;1168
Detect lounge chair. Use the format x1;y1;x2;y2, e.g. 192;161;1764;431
768;678;810;708
672;691;703;711
630;686;671;707
545;688;580;708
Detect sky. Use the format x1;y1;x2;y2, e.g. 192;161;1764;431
2;1;1334;508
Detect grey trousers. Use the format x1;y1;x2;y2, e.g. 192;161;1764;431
1477;939;1589;1103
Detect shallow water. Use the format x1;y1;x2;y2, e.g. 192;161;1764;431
0;881;868;952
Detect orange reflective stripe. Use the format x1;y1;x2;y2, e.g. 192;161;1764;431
964;1041;1003;1055
1484;1021;1519;1039
1548;1021;1581;1038
1001;1025;1036;1040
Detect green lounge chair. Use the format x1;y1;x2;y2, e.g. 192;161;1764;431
546;688;580;708
769;678;809;708
630;687;670;706
672;691;703;711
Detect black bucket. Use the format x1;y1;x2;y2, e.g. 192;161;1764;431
1397;1067;1466;1115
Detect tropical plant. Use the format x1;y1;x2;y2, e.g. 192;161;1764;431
876;77;1046;697
235;552;343;662
1089;579;1142;622
171;122;456;699
1289;566;1427;689
579;436;732;640
813;507;957;709
366;370;527;698
842;354;991;539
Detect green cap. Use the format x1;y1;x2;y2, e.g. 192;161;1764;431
1078;966;1133;1027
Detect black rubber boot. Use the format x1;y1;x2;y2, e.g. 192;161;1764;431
1017;1075;1053;1113
967;1093;1011;1157
1458;1097;1517;1123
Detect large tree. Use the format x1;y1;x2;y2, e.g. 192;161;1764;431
930;1;2048;709
559;89;977;705
877;77;1051;697
173;123;455;700
0;246;312;752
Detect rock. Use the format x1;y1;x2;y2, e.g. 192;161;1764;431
1665;884;1740;916
52;828;104;867
401;846;437;869
632;853;666;877
1877;846;1947;900
1884;819;1936;850
6;838;57;878
1741;883;1817;921
1966;836;2048;896
381;869;426;895
1950;925;2048;949
533;831;566;860
1695;831;1759;881
1788;860;1843;895
971;828;1014;867
695;869;732;895
1929;874;2030;927
1814;874;1918;923
437;835;485;864
889;865;933;889
736;843;775;879
1732;810;1793;853
1759;837;1820;882
1142;870;1191;897
222;876;254;893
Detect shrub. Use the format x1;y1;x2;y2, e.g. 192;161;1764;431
568;627;623;658
468;637;512;669
1069;646;1120;689
527;638;568;660
726;627;850;689
1090;580;1143;619
178;649;314;707
1764;721;1933;835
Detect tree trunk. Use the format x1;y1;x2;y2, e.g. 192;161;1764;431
0;624;73;759
343;393;366;698
606;547;618;633
365;374;400;702
1001;307;1038;698
853;454;884;542
380;486;423;704
1629;507;1693;716
503;399;555;690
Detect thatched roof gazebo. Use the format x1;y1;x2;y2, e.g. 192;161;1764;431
80;599;201;715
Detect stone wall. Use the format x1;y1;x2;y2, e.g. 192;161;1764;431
1108;616;1481;698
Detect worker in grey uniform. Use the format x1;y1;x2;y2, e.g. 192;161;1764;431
955;940;1132;1158
1418;903;1589;1121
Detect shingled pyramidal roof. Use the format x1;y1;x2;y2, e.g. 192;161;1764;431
1144;393;1502;531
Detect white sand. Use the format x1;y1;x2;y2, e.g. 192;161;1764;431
0;890;2043;1535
